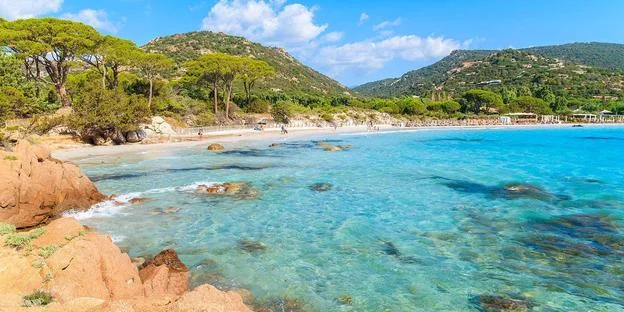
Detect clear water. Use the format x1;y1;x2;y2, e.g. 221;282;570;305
68;126;624;311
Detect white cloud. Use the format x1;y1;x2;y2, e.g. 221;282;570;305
373;18;401;31
322;31;343;42
62;9;119;33
317;35;466;74
0;0;63;20
358;12;368;26
201;0;328;47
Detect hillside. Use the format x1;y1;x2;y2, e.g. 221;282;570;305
524;42;624;71
354;42;624;99
143;31;350;97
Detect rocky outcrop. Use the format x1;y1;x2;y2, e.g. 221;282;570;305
0;140;105;228
0;218;251;311
139;249;190;297
196;182;259;199
143;116;177;137
207;143;225;151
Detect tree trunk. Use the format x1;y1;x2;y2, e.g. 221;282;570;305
244;81;251;106
111;65;119;89
225;82;233;119
212;80;218;114
148;78;154;112
102;65;107;89
55;83;71;107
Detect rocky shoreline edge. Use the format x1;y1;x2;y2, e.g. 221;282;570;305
0;140;251;311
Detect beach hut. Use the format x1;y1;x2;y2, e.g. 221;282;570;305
572;113;597;122
506;113;537;124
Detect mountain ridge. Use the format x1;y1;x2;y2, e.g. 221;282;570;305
354;42;624;98
143;31;351;97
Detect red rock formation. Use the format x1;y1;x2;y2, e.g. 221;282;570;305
0;218;251;311
0;140;104;228
140;249;190;297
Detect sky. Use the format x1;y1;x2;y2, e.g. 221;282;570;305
1;0;624;87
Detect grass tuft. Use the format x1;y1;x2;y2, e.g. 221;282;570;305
23;290;53;307
38;245;58;259
0;223;16;235
28;227;46;239
5;233;32;249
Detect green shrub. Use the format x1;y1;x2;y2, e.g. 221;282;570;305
320;113;334;122
38;245;58;259
3;155;17;161
68;85;150;145
0;223;16;235
30;115;67;135
5;233;32;248
271;101;293;124
195;111;215;126
28;227;46;239
23;290;53;307
31;258;45;268
246;99;270;113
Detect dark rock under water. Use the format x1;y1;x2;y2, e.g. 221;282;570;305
253;297;308;312
239;239;267;252
309;182;333;192
380;241;401;256
470;294;534;312
434;177;569;202
522;214;623;257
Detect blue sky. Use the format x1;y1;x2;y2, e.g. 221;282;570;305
2;0;624;87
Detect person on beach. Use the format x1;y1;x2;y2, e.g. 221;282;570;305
281;125;288;134
198;129;203;139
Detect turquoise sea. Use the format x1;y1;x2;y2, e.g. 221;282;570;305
68;126;624;311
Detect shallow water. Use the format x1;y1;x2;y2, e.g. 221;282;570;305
69;126;624;311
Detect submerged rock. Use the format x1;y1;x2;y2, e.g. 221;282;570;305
254;297;307;312
324;146;342;152
336;144;353;150
269;143;281;147
471;294;533;312
309;182;333;192
499;183;559;201
196;182;259;199
522;214;622;257
238;240;267;252
336;294;353;305
380;241;401;257
436;177;567;202
207;143;225;151
129;197;149;204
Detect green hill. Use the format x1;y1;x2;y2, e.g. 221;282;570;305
524;42;624;70
143;31;350;97
354;43;624;99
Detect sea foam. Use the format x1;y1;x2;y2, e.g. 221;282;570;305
63;181;221;220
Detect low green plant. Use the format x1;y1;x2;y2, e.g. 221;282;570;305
0;223;16;235
31;258;45;268
5;232;31;248
28;227;46;239
23;290;53;307
3;155;17;161
38;245;58;259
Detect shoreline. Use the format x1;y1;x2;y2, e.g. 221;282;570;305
52;122;623;160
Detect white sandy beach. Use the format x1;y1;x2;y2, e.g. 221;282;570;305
52;123;622;161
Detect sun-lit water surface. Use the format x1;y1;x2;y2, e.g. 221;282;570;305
68;126;624;311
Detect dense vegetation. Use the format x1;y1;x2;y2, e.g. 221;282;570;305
144;31;351;97
524;42;624;71
0;18;622;146
354;44;624;115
